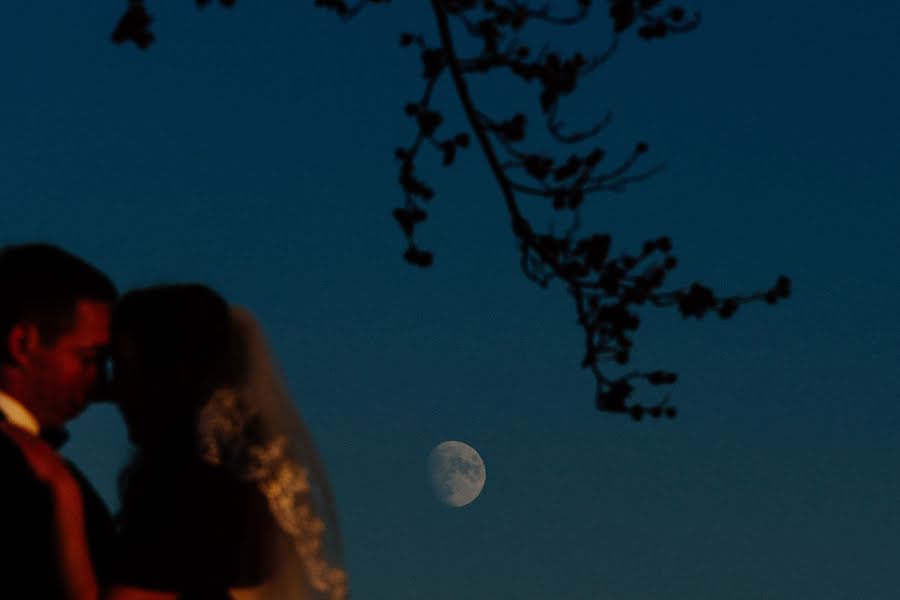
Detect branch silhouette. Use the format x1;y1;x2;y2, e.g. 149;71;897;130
111;0;791;420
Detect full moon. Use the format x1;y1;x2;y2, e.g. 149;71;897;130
428;441;486;507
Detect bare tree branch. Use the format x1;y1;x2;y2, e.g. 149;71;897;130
112;0;791;420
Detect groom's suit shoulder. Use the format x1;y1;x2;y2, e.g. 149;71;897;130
0;428;62;598
0;427;52;500
0;428;114;597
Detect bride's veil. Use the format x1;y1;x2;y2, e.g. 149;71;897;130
198;306;348;600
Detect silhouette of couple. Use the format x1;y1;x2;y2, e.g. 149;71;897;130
0;244;347;600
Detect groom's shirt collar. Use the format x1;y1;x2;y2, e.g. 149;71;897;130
0;389;41;436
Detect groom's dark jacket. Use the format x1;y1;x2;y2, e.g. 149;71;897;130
0;409;114;598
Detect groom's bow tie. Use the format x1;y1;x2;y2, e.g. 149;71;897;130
39;426;70;450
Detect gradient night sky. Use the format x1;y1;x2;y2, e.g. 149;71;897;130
3;1;898;598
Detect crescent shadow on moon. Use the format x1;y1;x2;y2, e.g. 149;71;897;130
428;440;486;508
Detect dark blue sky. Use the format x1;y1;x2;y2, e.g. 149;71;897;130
3;1;898;598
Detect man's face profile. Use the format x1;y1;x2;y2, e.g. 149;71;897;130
29;300;111;425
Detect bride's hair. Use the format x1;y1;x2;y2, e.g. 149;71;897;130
113;284;238;446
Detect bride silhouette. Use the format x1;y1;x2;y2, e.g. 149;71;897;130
106;284;348;599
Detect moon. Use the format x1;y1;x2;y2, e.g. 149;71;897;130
428;440;486;507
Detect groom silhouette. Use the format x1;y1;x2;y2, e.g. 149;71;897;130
0;243;117;598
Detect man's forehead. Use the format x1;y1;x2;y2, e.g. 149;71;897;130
73;300;112;320
65;300;112;341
